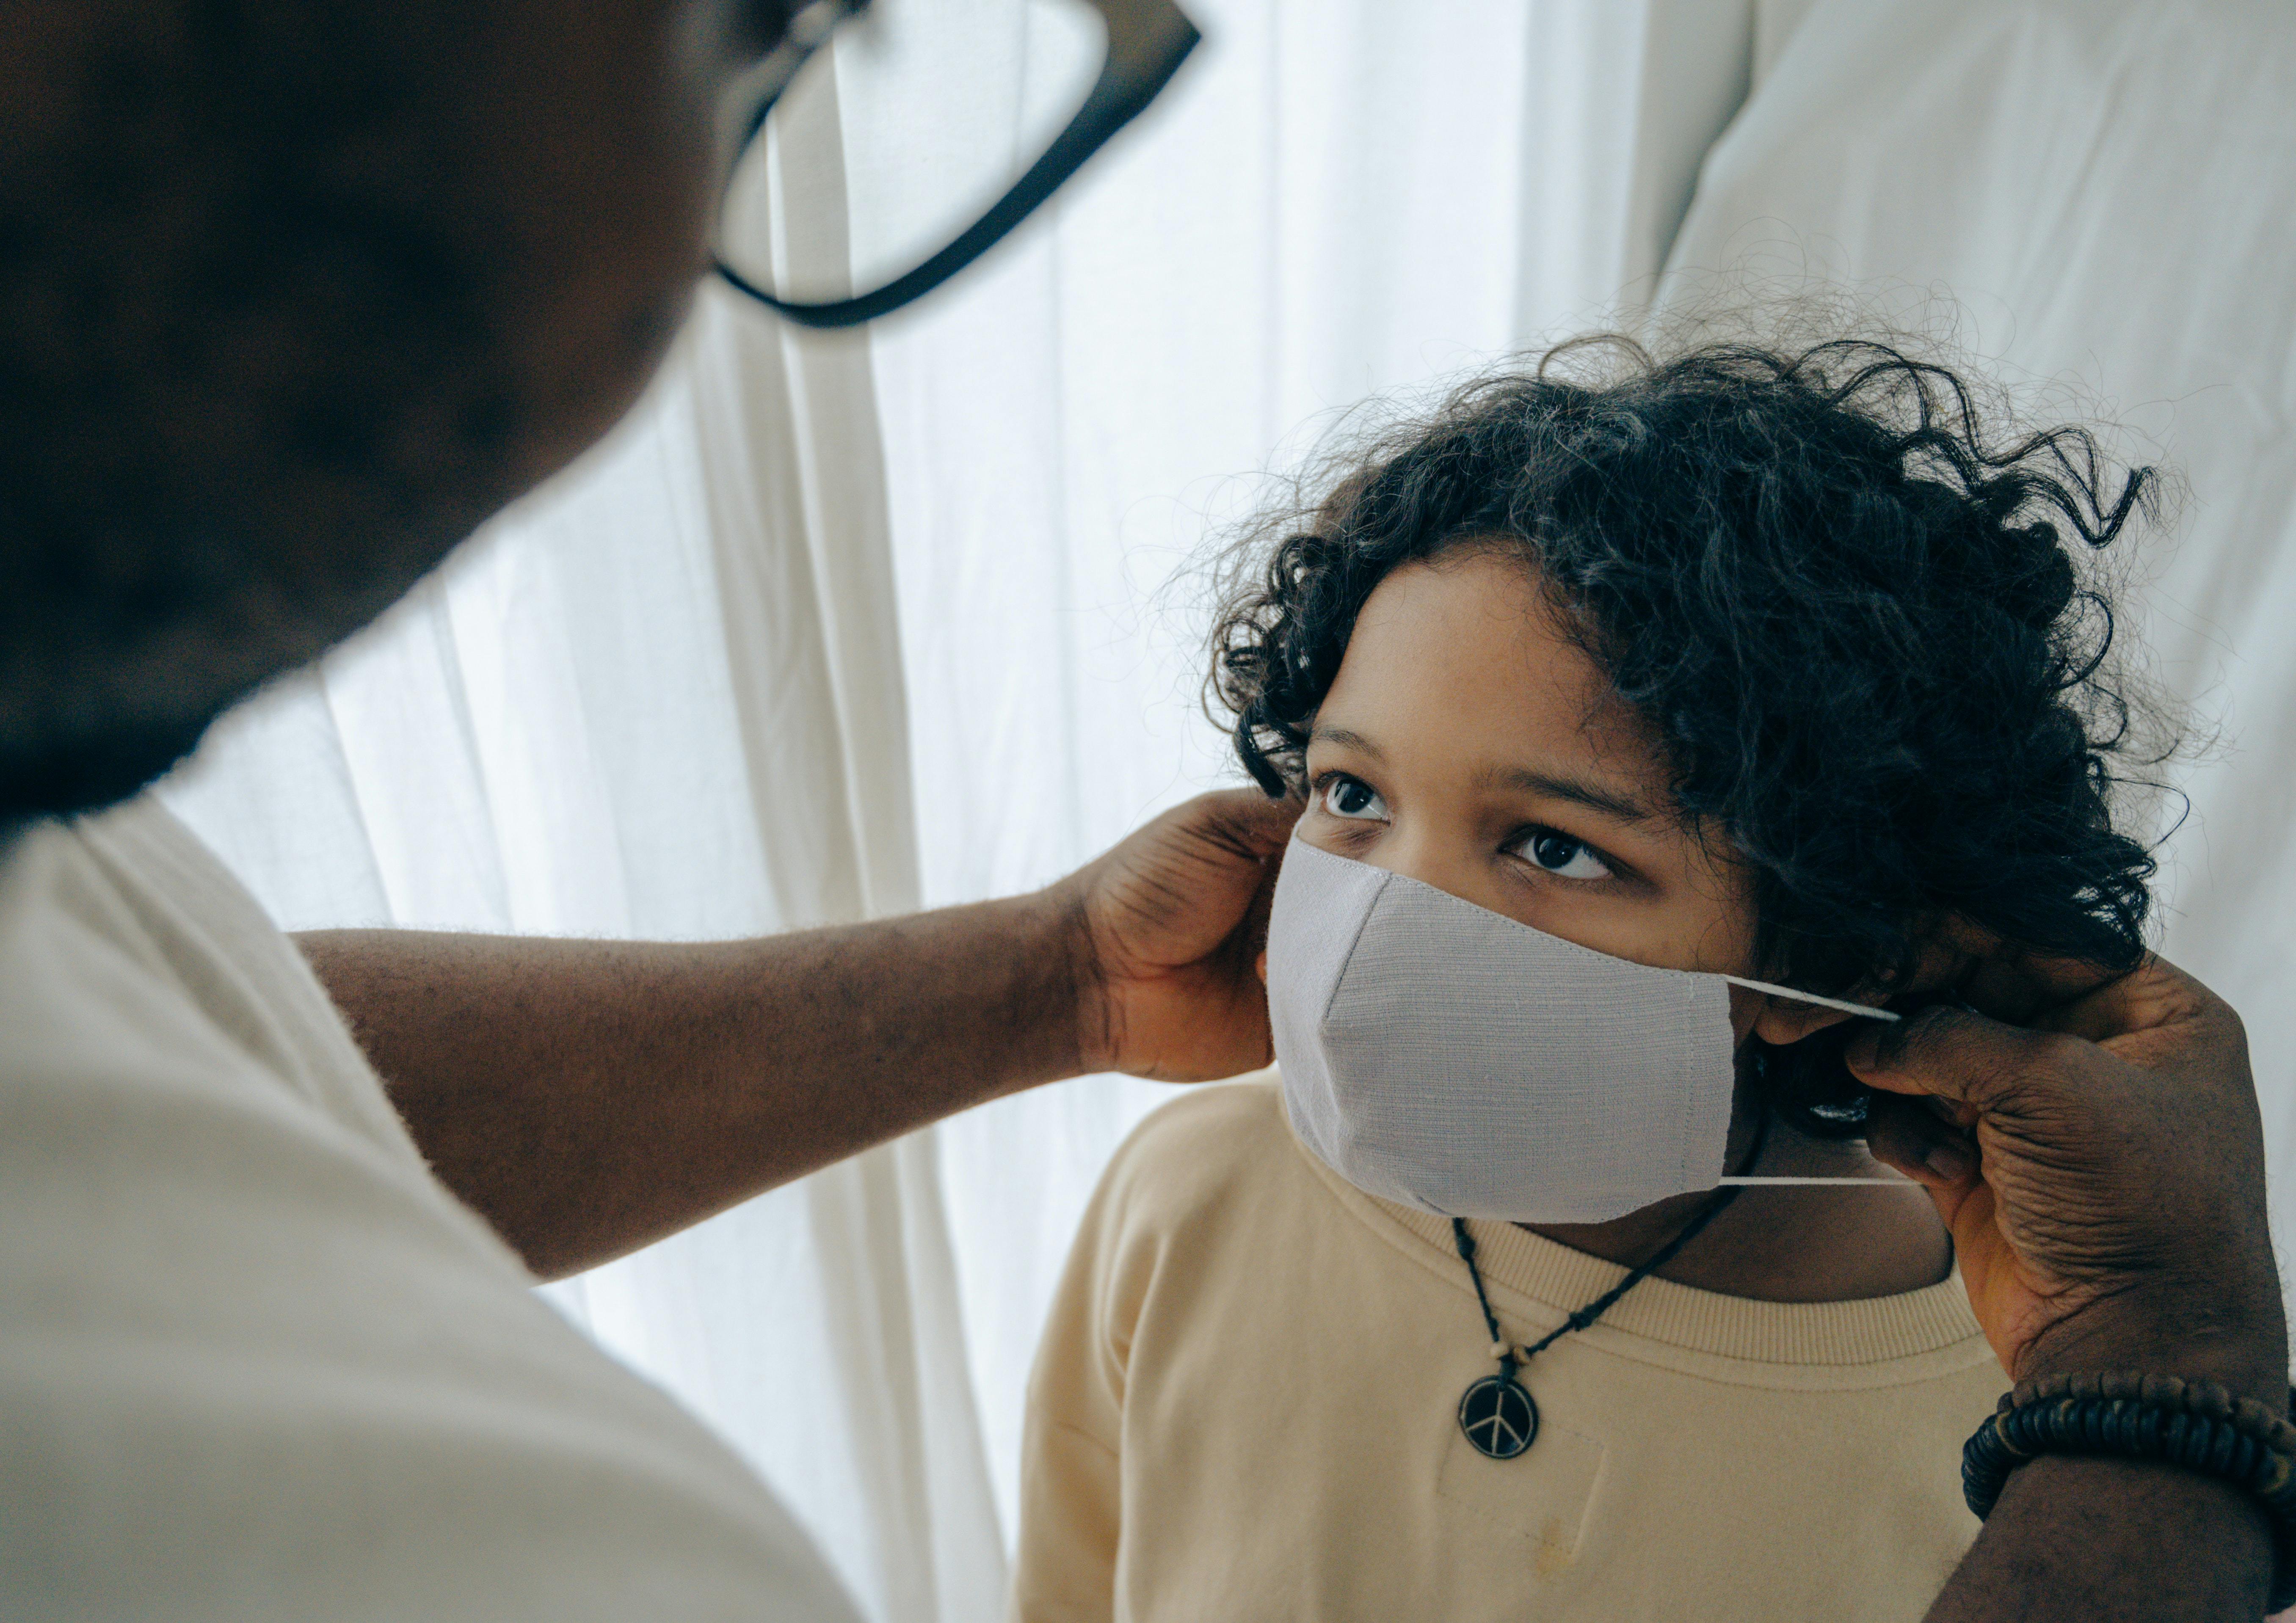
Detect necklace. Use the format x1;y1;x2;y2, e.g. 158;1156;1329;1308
1452;1111;1773;1460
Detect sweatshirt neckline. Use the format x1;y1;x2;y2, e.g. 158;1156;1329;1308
1289;1116;1987;1368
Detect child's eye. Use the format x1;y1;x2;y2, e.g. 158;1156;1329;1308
1319;775;1389;823
1514;829;1612;880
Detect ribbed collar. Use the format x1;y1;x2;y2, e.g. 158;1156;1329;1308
1292;1126;1988;1370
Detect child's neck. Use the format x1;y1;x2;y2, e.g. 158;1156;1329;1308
1520;1119;1953;1303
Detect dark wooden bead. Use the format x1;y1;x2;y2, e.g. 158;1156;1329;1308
2164;1412;2194;1463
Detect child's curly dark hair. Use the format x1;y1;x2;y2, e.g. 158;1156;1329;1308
1210;336;2170;1132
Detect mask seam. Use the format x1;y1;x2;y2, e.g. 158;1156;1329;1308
1679;987;1699;1191
1316;865;1393;1031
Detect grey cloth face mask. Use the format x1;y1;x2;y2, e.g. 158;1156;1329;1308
1267;835;1899;1224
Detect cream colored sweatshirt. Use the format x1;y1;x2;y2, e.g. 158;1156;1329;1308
1011;1075;2006;1623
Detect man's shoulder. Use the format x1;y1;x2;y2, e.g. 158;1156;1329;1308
16;796;415;1151
0;805;864;1621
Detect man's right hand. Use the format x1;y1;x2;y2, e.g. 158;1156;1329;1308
1054;788;1300;1085
1853;953;2287;1405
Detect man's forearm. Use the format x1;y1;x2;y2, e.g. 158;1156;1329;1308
297;892;1085;1279
1929;1456;2275;1621
298;788;1298;1281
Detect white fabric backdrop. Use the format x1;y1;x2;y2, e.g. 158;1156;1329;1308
152;0;2296;1617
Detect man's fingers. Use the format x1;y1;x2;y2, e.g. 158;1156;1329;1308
1843;1000;2071;1106
1181;787;1303;862
1865;1091;1978;1188
1957;950;2117;1026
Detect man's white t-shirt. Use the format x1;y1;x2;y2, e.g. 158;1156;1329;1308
0;798;865;1621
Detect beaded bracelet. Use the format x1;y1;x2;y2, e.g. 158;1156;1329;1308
1961;1372;2296;1610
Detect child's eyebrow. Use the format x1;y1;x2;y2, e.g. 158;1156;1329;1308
1307;724;1386;761
1484;766;1657;826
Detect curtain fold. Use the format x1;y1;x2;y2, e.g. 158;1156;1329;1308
1514;0;1755;332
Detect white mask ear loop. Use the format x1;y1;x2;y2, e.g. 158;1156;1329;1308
1714;978;1914;1188
1719;975;1902;1022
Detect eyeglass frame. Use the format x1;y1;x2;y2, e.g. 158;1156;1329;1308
713;0;1201;329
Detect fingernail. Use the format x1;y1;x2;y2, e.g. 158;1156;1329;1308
1924;1141;1972;1182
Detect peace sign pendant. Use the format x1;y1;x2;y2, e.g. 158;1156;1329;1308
1458;1371;1539;1459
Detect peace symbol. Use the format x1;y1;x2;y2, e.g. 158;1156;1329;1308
1458;1373;1539;1459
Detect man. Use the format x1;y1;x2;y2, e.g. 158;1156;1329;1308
0;1;2285;1617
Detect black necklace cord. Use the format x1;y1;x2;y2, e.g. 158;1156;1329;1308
1451;1219;1518;1378
1454;1108;1776;1368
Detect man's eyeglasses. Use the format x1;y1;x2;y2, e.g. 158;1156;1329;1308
715;0;1200;328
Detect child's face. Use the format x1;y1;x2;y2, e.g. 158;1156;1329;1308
1297;546;1843;1049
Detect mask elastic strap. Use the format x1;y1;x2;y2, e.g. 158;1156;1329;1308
1716;976;1916;1187
1718;974;1902;1022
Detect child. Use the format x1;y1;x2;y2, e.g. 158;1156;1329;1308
1007;338;2164;1622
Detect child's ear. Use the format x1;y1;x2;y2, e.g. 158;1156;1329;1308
1750;999;1860;1046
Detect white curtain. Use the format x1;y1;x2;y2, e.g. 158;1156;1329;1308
165;0;2296;1614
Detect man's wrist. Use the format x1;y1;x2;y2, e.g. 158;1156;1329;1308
2015;1292;2288;1411
2002;1455;2276;1601
1015;879;1097;1084
1957;1376;2288;1618
893;886;1096;1102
